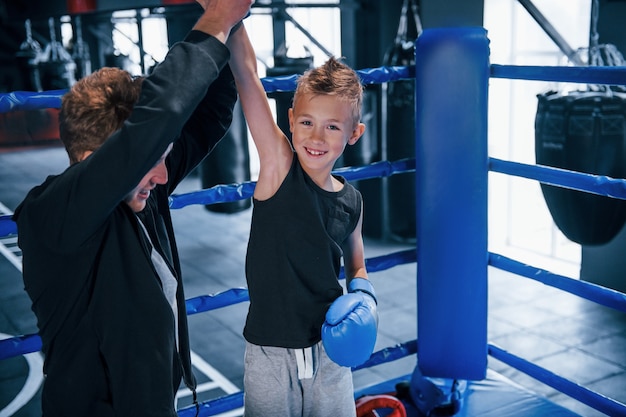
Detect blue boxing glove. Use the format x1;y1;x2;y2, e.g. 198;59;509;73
322;278;378;367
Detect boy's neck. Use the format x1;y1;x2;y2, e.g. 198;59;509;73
305;167;343;192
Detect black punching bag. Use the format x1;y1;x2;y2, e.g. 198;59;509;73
535;90;626;245
383;0;422;241
201;99;252;213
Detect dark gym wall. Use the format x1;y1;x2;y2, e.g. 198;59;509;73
420;0;484;29
341;0;484;69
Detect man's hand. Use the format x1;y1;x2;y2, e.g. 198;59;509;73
194;0;254;43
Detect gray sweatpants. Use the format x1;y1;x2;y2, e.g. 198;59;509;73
243;341;356;417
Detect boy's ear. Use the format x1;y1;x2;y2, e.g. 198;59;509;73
348;123;366;145
288;108;295;133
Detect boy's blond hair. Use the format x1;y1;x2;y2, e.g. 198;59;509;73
293;56;364;128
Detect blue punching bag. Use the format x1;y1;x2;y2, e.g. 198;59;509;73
535;90;626;245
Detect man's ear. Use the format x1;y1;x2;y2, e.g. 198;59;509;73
348;123;366;145
78;150;93;162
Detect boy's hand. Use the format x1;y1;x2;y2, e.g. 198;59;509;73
322;278;378;367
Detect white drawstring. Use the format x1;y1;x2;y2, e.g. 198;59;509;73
295;347;314;380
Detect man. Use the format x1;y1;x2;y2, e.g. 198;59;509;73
12;1;253;415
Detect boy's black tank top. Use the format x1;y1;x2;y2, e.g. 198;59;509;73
244;155;362;348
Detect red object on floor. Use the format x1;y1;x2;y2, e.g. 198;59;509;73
356;394;407;417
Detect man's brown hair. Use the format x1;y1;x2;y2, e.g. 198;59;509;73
59;67;144;164
293;56;364;128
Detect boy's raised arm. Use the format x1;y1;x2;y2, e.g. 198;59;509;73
228;25;293;199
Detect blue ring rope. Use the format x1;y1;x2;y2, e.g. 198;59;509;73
0;214;16;237
167;158;416;209
2;158;417;238
491;64;626;84
3;63;626;113
0;248;417;359
5;156;626;234
176;339;420;416
489;252;626;313
177;392;243;417
489;157;626;200
488;343;626;417
0;66;414;114
0;90;66;113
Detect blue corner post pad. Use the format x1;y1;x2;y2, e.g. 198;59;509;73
415;26;489;380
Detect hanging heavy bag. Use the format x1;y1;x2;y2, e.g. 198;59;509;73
39;17;77;91
534;0;626;246
535;90;626;245
201;99;252;214
383;0;422;241
15;19;43;92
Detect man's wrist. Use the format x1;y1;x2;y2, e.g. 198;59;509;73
192;16;231;44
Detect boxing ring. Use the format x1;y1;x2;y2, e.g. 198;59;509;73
2;26;626;416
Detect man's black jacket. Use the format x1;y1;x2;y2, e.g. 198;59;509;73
13;30;236;417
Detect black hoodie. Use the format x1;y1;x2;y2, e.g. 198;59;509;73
13;30;236;417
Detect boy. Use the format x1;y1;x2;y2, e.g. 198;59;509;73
227;24;378;416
